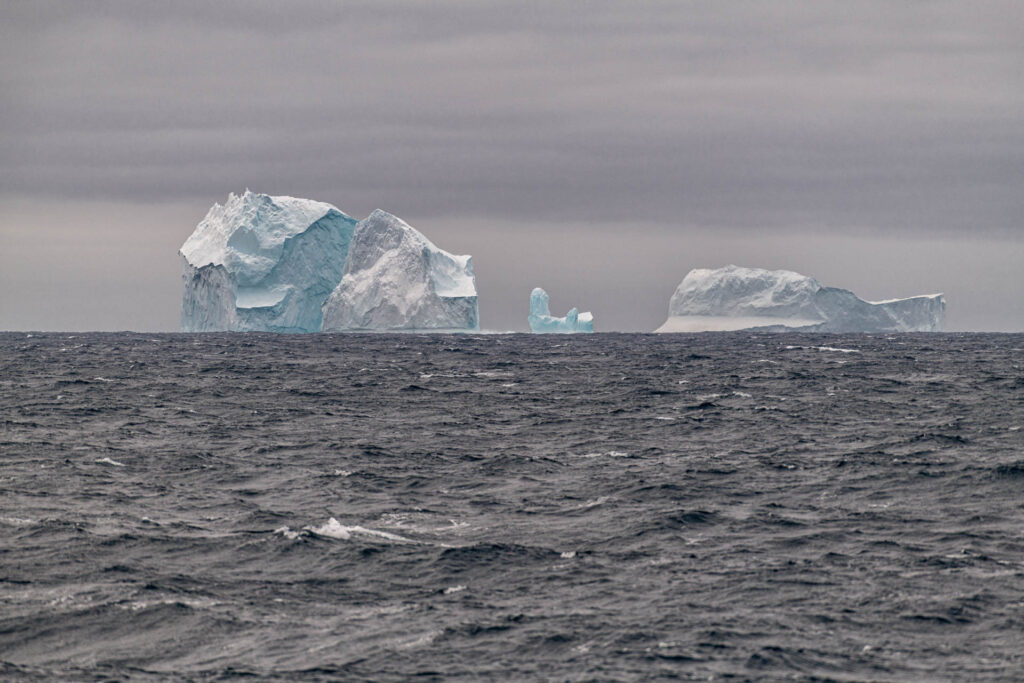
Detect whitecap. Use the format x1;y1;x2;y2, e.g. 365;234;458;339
395;629;442;650
0;516;34;527
443;584;466;594
96;457;126;467
817;346;860;354
304;518;351;539
473;370;513;380
574;496;608;510
304;518;417;543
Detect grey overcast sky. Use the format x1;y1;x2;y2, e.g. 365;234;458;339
1;1;1022;331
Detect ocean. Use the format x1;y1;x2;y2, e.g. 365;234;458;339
1;331;1022;681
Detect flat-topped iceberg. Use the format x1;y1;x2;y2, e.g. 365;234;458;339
180;192;478;333
180;191;357;332
528;287;594;333
655;265;944;333
321;210;479;332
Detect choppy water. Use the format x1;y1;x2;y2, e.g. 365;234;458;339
2;331;1023;681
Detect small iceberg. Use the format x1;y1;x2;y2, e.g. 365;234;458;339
528;288;594;334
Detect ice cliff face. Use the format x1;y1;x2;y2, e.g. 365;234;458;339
321;210;479;332
180;191;357;332
528;288;594;333
656;265;944;333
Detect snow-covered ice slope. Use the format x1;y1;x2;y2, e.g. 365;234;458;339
528;288;594;333
656;265;944;333
321;210;479;332
180;191;357;332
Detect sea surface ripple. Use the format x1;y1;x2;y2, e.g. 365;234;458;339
1;332;1023;681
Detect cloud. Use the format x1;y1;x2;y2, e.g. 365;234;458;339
1;2;1021;330
2;1;1022;230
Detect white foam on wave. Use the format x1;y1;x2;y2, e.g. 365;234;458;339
560;551;577;559
0;516;34;527
473;370;514;380
121;596;219;612
96;457;126;467
304;517;417;543
817;346;861;354
573;496;609;510
785;344;860;354
443;584;466;594
305;518;352;539
394;629;443;650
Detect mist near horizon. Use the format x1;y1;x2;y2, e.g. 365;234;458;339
1;1;1022;331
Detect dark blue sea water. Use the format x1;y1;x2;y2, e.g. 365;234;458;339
2;332;1023;681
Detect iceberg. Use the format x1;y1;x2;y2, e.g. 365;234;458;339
321;210;479;332
528;287;594;333
180;190;357;332
655;265;944;333
180;192;478;333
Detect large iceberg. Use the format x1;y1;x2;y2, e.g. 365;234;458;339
321;210;479;332
528;287;594;333
180;192;478;333
180;191;357;332
655;265;944;333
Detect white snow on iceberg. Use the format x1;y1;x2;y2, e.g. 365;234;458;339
321;210;479;332
180;191;357;332
528;288;594;334
655;265;944;333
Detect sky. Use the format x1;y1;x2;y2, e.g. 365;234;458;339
1;1;1022;332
